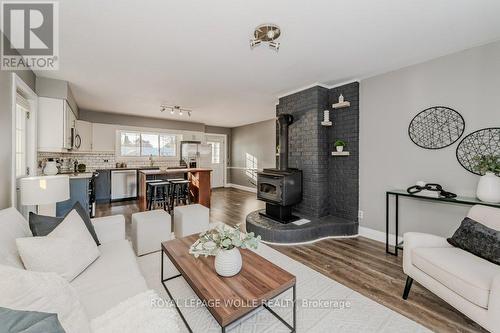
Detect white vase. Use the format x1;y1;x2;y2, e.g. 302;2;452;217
336;146;344;152
43;161;59;175
215;248;242;277
476;172;500;203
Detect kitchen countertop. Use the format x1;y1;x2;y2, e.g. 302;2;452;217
57;172;94;179
139;168;212;175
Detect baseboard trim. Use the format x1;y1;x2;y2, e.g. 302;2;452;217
226;183;257;193
358;226;396;245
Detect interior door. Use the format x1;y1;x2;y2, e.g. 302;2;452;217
206;135;226;188
14;94;33;215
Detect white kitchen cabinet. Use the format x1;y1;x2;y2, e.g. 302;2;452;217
38;97;76;152
91;123;116;152
184;132;205;142
64;101;76;149
74;120;93;152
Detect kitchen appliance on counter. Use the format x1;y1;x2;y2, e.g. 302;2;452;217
111;169;137;201
180;141;212;169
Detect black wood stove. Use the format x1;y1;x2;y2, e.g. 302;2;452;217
257;114;302;223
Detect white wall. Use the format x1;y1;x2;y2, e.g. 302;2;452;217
359;41;500;237
230;119;276;188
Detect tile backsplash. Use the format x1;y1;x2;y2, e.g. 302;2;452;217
38;152;181;174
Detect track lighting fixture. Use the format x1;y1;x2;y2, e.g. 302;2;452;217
160;105;192;117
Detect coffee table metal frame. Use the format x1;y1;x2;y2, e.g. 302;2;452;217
161;250;296;333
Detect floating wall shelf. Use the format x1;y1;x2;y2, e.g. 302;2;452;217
331;151;350;156
332;101;350;109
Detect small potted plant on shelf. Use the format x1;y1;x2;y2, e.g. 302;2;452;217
334;140;346;152
474;154;500;203
189;224;261;277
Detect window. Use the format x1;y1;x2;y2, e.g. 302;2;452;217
245;153;258;181
160;134;176;157
207;141;220;164
120;132;140;156
140;133;159;156
119;131;176;157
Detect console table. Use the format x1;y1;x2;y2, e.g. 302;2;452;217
385;190;500;256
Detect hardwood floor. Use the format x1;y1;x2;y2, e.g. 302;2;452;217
96;188;486;333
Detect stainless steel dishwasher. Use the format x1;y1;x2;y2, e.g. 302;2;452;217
111;169;137;200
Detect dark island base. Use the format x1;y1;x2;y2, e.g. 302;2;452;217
246;209;359;244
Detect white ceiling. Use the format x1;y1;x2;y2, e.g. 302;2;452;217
37;0;500;127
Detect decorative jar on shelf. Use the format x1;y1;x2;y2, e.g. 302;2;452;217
214;248;242;277
476;172;500;203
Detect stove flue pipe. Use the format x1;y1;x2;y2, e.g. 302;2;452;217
277;114;294;171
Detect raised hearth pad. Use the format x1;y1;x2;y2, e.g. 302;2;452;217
246;209;358;244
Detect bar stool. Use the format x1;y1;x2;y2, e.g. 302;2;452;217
170;179;190;207
146;179;163;209
148;181;171;211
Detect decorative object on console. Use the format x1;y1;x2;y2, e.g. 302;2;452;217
249;23;281;51
20;175;70;217
406;182;457;199
473;154;500;203
43;159;59;175
334;139;346;152
189;224;260;277
447;217;500;265
408;106;465;149
321;110;332;126
456;127;500;174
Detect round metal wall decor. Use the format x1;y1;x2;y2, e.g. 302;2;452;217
456;128;500;175
408;106;465;149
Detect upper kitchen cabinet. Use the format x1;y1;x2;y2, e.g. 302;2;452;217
74;120;93;152
38;97;77;152
91;123;116;152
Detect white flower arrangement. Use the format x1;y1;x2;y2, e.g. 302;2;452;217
189;224;261;258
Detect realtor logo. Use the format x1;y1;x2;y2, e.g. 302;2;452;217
1;1;58;70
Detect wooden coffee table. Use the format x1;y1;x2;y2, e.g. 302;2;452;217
161;235;296;333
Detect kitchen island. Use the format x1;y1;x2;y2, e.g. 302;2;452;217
138;168;212;210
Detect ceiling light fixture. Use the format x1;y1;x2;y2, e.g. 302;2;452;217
160;105;192;117
250;24;281;52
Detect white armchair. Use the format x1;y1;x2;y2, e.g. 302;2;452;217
403;205;500;333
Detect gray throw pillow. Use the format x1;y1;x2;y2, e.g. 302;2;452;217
29;202;100;246
447;217;500;265
0;307;66;333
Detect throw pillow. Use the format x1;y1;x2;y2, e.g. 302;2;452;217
447;217;500;265
0;307;66;333
16;210;100;281
0;264;91;333
29;202;100;246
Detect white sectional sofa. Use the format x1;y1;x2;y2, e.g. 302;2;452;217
0;207;178;331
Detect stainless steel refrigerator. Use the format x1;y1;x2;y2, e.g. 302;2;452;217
180;141;212;168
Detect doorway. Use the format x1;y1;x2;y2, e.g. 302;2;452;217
205;134;226;188
11;74;37;215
